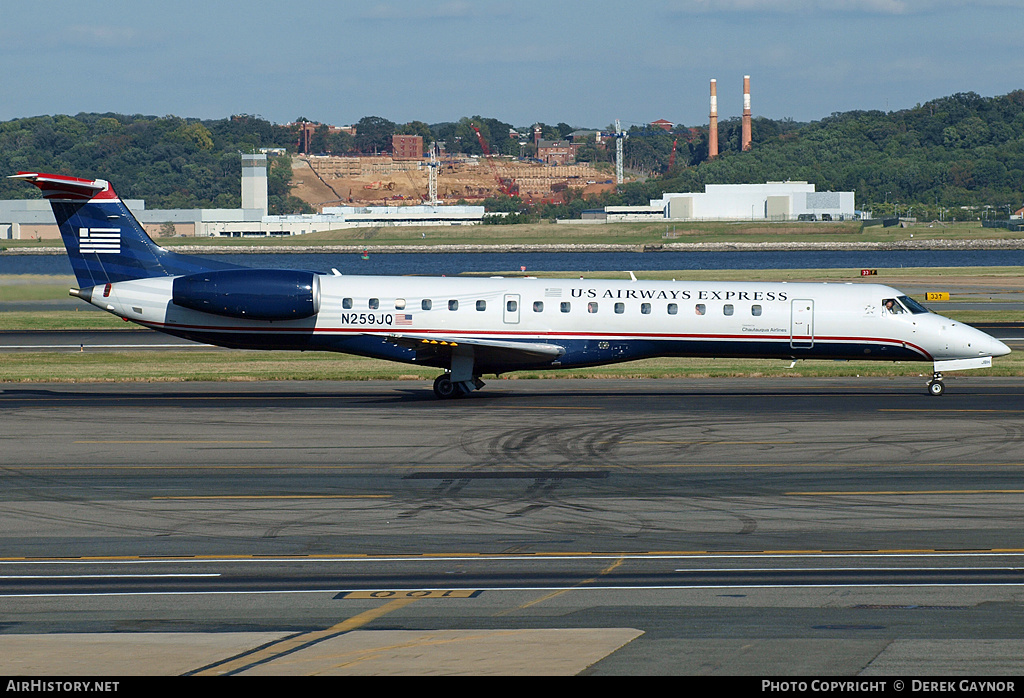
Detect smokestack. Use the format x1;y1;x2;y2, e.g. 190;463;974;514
708;79;718;160
742;75;752;152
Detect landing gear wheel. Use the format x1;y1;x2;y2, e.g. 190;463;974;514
927;379;945;396
433;374;459;399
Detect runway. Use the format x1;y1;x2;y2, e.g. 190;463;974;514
3;378;1024;674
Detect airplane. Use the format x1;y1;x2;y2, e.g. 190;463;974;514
11;171;1011;398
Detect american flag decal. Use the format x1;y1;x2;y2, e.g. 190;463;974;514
79;227;121;254
395;313;413;325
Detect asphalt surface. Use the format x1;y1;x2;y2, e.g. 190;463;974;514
4;378;1024;675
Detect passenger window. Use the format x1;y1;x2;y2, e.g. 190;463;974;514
477;300;487;311
667;303;678;315
533;301;544;312
614;302;624;314
421;299;432;311
560;302;571;313
343;297;353;309
695;304;706;316
449;300;459;311
369;298;379;310
724;304;734;316
588;302;598;313
395;298;406;310
641;303;651;315
505;300;516;312
751;305;762;316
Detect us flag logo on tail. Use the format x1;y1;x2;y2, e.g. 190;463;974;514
79;227;121;254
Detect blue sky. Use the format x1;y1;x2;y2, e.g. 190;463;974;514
2;1;1022;130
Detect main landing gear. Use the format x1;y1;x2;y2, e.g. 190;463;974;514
927;371;945;396
432;345;485;399
433;373;485;399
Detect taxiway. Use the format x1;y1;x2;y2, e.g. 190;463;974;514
3;378;1024;674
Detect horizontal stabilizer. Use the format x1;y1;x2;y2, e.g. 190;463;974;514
10;172;114;201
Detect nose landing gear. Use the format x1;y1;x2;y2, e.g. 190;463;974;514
927;371;945;396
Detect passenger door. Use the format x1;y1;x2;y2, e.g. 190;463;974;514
790;299;814;349
503;294;520;324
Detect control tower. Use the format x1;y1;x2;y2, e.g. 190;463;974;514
241;153;268;214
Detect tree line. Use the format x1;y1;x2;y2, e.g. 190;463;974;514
2;90;1024;218
0;113;311;213
653;91;1024;220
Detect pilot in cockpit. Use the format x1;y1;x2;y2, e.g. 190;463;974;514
882;299;904;314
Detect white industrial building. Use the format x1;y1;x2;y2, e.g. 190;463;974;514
654;182;855;221
0;153;484;240
200;204;484;237
602;205;667;222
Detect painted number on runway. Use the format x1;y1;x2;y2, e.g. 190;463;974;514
338;590;481;599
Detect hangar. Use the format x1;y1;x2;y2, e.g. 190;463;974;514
654;181;855;221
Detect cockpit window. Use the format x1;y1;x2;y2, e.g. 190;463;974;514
882;298;904;314
898;295;930;314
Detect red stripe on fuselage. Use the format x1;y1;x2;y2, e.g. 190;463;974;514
138;320;934;360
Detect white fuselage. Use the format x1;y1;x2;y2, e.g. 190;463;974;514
87;274;1009;373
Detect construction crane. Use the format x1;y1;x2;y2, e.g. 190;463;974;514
470;122;519;197
614;119;626;185
427;142;439;205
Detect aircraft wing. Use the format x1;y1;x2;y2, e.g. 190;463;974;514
383;333;565;366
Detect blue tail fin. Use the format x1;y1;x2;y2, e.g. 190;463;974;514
11;172;240;288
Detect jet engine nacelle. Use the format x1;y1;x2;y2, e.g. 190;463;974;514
171;269;321;320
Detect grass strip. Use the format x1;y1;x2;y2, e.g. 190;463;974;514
4;220;1024;250
1;350;1021;383
0;311;144;331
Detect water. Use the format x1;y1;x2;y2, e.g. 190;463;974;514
5;249;1024;277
